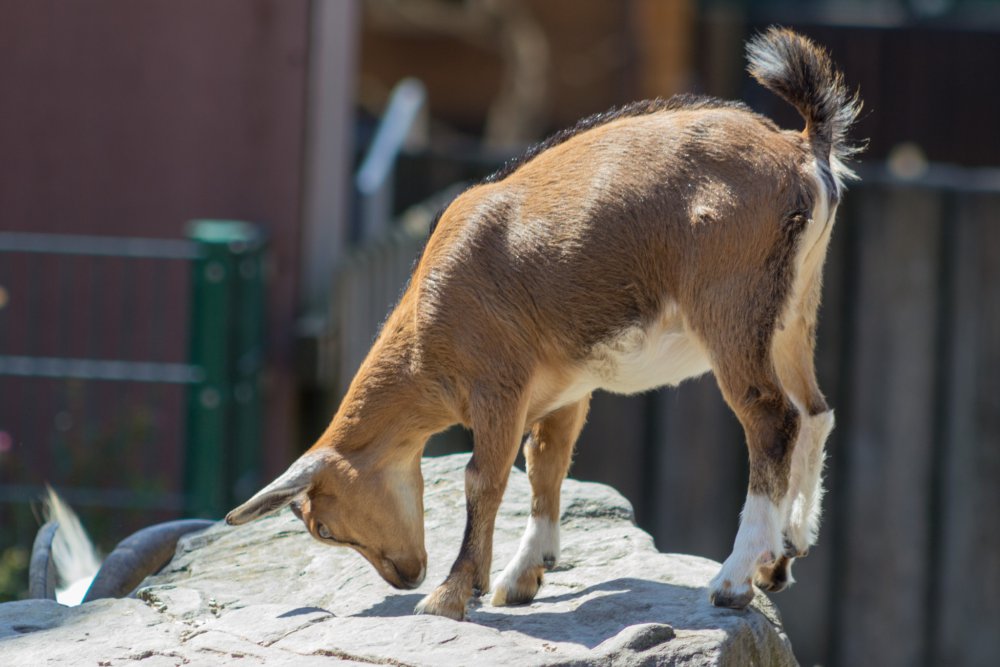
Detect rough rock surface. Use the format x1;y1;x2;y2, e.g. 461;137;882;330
1;454;797;666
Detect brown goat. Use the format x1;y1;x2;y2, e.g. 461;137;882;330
227;27;862;619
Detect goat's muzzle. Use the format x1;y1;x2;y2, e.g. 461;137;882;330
384;558;426;590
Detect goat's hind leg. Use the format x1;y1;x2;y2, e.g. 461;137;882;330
708;358;799;609
493;396;590;606
755;405;833;593
755;315;836;592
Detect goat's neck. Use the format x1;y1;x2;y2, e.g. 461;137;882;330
312;303;453;468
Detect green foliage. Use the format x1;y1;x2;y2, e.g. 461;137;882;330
0;546;28;602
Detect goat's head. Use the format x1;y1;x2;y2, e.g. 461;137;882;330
225;449;427;590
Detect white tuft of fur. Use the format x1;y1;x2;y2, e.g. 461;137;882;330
43;486;101;606
786;410;834;550
492;515;558;605
710;494;784;596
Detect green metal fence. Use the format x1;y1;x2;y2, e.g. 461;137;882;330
184;221;266;517
0;221;265;525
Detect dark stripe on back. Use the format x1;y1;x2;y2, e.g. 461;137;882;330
482;94;752;185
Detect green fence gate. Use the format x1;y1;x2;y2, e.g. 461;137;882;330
0;220;266;529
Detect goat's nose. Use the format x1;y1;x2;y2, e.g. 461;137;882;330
289;500;303;520
400;562;427;589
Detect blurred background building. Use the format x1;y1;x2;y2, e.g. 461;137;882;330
2;1;999;665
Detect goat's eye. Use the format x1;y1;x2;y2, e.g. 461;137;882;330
317;523;332;540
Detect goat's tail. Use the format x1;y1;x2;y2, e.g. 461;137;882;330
43;485;101;605
746;27;863;180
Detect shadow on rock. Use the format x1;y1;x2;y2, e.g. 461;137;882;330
353;593;425;618
353;577;774;651
277;606;333;619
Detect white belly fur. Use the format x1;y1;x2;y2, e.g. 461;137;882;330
542;301;712;412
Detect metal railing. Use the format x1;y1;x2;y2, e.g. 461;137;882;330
0;221;266;524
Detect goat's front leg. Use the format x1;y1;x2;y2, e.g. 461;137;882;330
709;369;799;609
493;396;590;606
415;395;526;620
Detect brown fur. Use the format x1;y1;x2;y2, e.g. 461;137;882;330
227;28;861;618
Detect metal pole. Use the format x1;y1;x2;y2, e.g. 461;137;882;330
184;220;263;517
231;229;266;506
354;78;428;244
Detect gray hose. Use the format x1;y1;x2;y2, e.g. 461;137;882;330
82;519;213;602
28;521;59;600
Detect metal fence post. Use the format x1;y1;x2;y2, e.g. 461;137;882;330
231;229;266;506
184;220;265;518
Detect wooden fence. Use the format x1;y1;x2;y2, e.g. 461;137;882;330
322;167;1000;667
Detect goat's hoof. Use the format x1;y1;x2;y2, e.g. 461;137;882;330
492;565;544;606
414;586;467;621
708;578;754;609
754;555;794;593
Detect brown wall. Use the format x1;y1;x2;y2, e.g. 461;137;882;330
0;0;312;478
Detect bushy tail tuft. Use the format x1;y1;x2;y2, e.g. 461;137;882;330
746;27;863;177
43;485;102;605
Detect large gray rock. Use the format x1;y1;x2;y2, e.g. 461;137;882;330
1;454;796;666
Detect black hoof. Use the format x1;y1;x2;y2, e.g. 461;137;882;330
709;584;754;609
756;571;789;593
756;555;794;593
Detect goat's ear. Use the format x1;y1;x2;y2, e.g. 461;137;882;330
225;455;323;525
